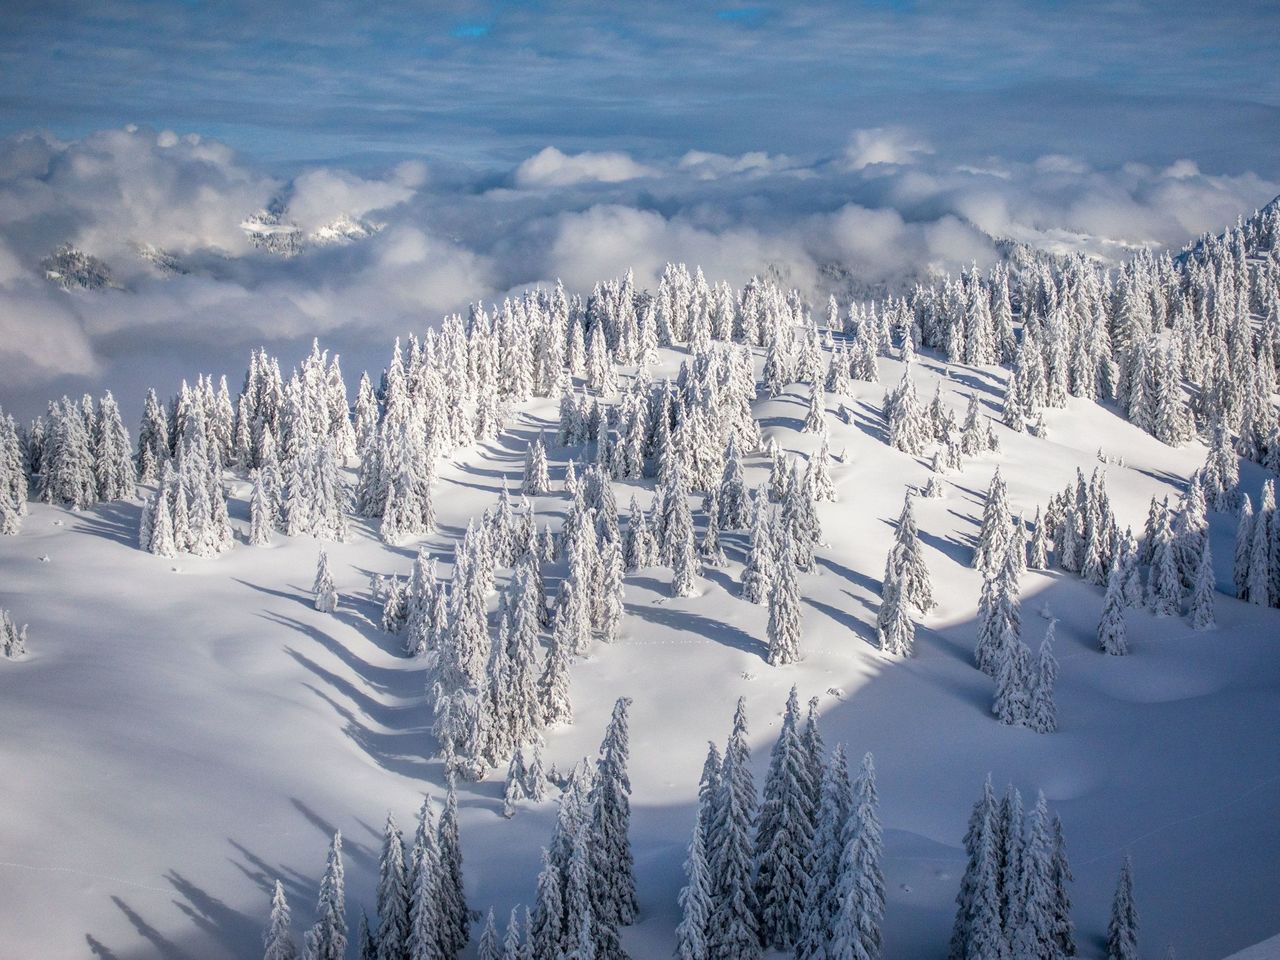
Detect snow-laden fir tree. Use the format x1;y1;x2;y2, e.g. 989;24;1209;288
675;813;713;960
374;813;410;960
707;697;761;960
973;469;1012;576
827;752;885;960
530;849;565;960
796;744;851;960
437;781;469;957
993;625;1032;726
754;688;814;948
740;490;774;605
1011;793;1057;960
1099;559;1129;656
355;909;374;960
885;493;935;613
590;697;637;934
1146;504;1182;617
92;392;134;502
767;538;803;666
314;549;338;613
1;609;28;659
263;879;299;960
250;469;275;546
305;831;347;960
948;776;1002;960
406;800;444;960
504;749;528;818
1188;541;1217;630
1246;480;1275;607
1106;857;1139;960
503;907;524;960
1233;495;1254;600
700;490;728;567
1027;621;1059;734
803;382;825;434
805;431;838;503
1028;506;1050;570
717;438;750;530
479;909;500;960
876;566;916;657
523;433;551;496
1050;812;1076;958
782;460;822;571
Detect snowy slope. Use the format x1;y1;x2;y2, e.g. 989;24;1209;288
0;346;1277;960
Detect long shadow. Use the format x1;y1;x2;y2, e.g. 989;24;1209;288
84;934;121;959
163;870;257;958
226;838;314;904
814;553;881;596
289;798;378;871
919;528;976;569
110;896;191;960
299;679;435;782
265;610;422;695
804;593;878;649
68;499;143;548
625;601;769;660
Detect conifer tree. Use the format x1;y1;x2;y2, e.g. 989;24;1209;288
707;698;760;960
357;910;376;960
524;433;551;496
1099;562;1128;655
827;753;884;960
973;470;1012;576
741;491;774;605
437;781;469;957
1106;858;1139;960
803;382;825;434
264;879;299;960
530;849;564;960
754;688;813;948
1188;541;1217;630
675;818;713;960
876;566;916;657
1027;622;1059;734
314;549;338;613
886;493;935;613
700;492;728;568
797;745;853;960
306;832;347;960
479;909;500;960
948;777;1003;960
375;813;410;960
767;539;803;666
1049;814;1076;959
993;629;1032;726
590;697;637;931
1233;495;1254;600
1011;793;1057;960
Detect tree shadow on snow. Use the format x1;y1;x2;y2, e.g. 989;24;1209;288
68;499;143;549
624;599;769;660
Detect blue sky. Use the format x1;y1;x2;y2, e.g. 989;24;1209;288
3;0;1279;175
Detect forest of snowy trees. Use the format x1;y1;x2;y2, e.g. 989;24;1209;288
0;198;1277;959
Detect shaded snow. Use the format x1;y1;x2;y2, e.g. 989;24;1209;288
0;346;1277;959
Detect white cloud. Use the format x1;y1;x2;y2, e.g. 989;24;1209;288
514;147;656;189
286;166;420;233
677;150;797;180
843;127;933;170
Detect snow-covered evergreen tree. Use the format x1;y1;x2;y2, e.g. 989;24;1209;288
1106;857;1139;960
590;697;637;934
827;752;884;960
1099;561;1129;655
1188;541;1217;630
305;832;347;960
263;879;299;960
766;539;803;666
523;433;551;496
754;688;813;949
707;697;760;960
1027;621;1059;734
314;549;338;613
375;813;410;960
885;493;934;613
675;816;712;960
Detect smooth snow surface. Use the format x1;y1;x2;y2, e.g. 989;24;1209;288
1;347;1277;959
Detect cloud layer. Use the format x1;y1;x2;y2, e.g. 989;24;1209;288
0;124;1275;422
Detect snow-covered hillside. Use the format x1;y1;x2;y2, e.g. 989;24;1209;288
1;335;1278;960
